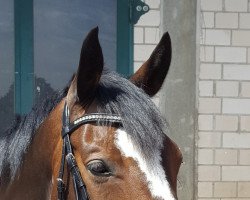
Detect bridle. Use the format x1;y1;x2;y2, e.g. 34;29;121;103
57;103;122;200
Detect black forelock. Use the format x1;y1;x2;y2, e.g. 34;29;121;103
96;71;166;160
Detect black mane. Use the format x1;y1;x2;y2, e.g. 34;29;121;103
0;71;166;181
0;85;69;181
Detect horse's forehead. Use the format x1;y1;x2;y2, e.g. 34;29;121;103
115;129;175;200
82;125;114;143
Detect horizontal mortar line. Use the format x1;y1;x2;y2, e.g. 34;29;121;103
213;96;242;98
199;130;242;133
199;62;220;65
134;43;159;46
201;10;249;13
134;25;159;28
201;44;249;48
208;62;248;65
198;147;250;150
134;42;158;45
134;25;160;28
238;130;250;132
198;79;222;81
198;164;240;166
198;164;250;167
200;44;249;48
198;130;250;133
200;44;250;48
213;11;239;14
198;181;250;184
202;28;250;31
199;114;240;116
199;94;240;97
217;130;249;133
198;113;222;115
216;113;250;116
201;62;250;65
134;42;159;45
221;97;250;100
199;79;250;82
214;80;241;82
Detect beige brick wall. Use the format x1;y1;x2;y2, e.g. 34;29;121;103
134;0;250;199
134;0;161;105
134;0;160;70
198;0;250;199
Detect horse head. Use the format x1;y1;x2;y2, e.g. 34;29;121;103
0;27;182;200
56;27;182;200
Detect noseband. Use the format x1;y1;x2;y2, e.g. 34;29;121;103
57;103;122;200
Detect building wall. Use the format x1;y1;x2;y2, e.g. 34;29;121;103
134;0;196;199
134;0;161;105
134;0;160;73
198;0;250;199
160;1;197;199
135;0;250;199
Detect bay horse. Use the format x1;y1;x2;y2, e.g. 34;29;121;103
0;27;182;200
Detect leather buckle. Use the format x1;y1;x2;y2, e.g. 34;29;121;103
57;178;65;192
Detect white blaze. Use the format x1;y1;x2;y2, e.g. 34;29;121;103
115;129;175;200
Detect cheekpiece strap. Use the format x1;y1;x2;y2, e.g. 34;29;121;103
62;103;70;138
58;102;123;200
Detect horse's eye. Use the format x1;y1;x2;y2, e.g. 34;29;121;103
87;160;112;177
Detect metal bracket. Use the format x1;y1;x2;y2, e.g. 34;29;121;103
130;0;150;25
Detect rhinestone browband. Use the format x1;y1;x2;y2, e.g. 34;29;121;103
73;114;122;125
66;113;123;134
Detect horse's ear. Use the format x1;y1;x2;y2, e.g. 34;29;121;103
67;27;104;106
130;32;171;97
